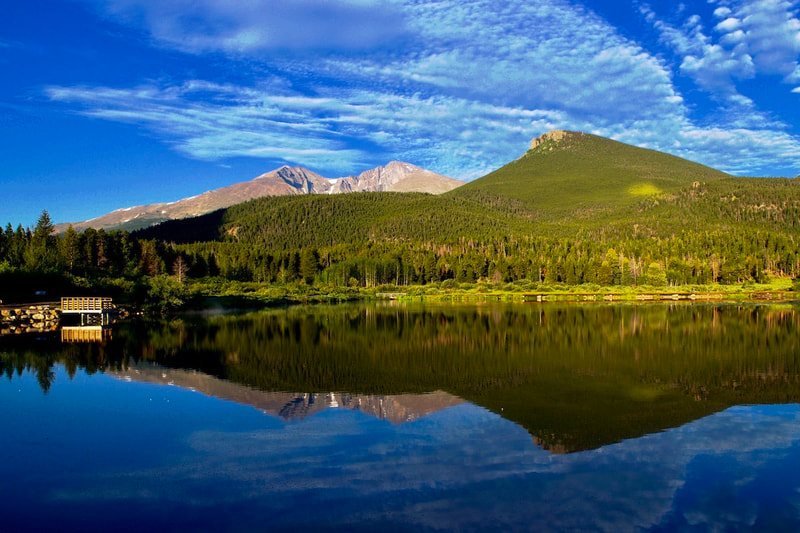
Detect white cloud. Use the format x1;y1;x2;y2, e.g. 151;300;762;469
672;125;800;175
46;82;369;170
46;0;800;178
645;0;800;97
642;3;756;100
715;17;742;32
388;0;683;120
84;0;409;54
714;7;734;18
735;0;800;76
46;80;575;179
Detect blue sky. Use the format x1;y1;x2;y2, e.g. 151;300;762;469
2;0;800;227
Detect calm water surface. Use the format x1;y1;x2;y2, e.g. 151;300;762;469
1;302;800;531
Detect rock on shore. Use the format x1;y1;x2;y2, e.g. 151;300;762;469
0;305;61;335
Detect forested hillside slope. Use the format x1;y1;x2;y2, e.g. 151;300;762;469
3;131;797;297
128;131;798;287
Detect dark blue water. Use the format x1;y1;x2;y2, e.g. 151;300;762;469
2;365;800;532
2;303;800;531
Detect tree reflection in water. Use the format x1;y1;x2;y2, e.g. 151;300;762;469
1;302;798;452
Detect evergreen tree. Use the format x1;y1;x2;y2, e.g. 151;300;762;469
59;225;79;273
299;248;320;284
597;261;614;286
644;262;667;287
25;210;56;270
0;224;6;264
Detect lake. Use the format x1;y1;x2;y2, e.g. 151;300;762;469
1;302;800;531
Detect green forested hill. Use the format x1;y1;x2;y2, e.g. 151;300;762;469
451;130;732;234
136;130;798;244
134;191;534;248
122;131;799;287
141;130;789;247
5;132;797;293
455;131;729;206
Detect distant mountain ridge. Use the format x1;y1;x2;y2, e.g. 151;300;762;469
136;129;800;252
55;161;462;232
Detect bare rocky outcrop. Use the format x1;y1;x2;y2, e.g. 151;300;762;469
330;161;463;194
530;130;584;150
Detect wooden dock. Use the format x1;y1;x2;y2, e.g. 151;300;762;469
61;297;114;325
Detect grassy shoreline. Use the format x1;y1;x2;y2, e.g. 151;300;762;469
2;275;795;313
180;278;799;309
383;279;797;303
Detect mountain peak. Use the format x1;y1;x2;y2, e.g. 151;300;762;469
384;161;422;172
55;161;462;232
256;165;309;180
530;130;585;151
330;160;460;194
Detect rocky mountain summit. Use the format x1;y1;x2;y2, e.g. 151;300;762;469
55;161;461;232
255;160;462;195
529;129;585;150
331;161;463;194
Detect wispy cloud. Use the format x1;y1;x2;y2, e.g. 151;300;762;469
46;82;368;170
45;80;565;178
48;0;800;178
85;0;409;54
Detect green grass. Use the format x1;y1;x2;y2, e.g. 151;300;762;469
451;131;729;224
386;278;796;303
628;183;663;196
172;278;796;308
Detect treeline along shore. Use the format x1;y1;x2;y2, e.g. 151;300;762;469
2;133;799;310
0;206;797;313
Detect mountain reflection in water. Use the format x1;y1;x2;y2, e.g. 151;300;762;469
3;302;800;531
3;366;800;531
1;302;799;453
112;363;465;424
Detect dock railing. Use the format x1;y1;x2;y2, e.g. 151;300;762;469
61;297;114;314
